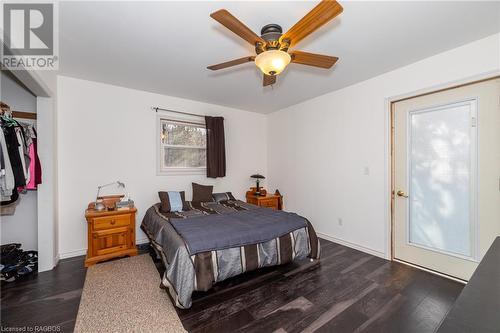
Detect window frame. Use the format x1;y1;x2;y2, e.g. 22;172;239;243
157;116;207;175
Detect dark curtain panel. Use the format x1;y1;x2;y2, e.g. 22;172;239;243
205;116;226;178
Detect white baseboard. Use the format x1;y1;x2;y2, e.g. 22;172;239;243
317;232;387;259
59;248;87;259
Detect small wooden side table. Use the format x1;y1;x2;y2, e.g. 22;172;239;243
246;190;283;210
84;204;138;267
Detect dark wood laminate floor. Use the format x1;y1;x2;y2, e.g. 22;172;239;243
1;255;86;332
1;240;464;333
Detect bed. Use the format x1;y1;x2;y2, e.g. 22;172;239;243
141;198;320;309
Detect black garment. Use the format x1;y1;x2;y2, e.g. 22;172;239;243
2;126;26;187
205;116;226;178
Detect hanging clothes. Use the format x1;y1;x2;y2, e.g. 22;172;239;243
0;102;41;209
34;136;41;187
25;127;41;190
26;139;41;190
0;129;15;200
20;122;34;148
18;123;41;189
2;125;26;188
15;126;30;185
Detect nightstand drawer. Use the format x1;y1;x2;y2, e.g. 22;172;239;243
246;197;258;205
260;199;278;209
93;214;130;230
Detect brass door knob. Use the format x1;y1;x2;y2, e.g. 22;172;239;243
396;190;408;198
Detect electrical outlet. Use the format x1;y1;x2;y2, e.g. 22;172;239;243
338;218;343;226
363;166;370;175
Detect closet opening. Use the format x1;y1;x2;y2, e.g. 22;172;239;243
1;70;41;282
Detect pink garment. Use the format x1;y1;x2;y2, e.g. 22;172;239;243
26;144;36;190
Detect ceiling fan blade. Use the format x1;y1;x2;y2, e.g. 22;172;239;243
290;51;338;68
280;0;343;47
207;56;255;70
263;74;276;86
210;9;265;46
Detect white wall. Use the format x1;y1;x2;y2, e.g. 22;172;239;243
267;33;500;258
57;76;267;257
0;191;37;250
1;71;37;112
0;71;38;251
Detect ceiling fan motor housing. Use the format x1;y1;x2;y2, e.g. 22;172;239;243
260;24;282;41
256;24;289;54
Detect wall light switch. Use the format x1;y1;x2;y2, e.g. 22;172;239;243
363;166;370;175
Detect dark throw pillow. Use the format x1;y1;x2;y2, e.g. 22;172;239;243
212;192;236;203
192;183;214;203
158;191;188;213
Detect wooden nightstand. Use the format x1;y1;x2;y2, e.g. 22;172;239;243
84;205;138;267
246;190;283;210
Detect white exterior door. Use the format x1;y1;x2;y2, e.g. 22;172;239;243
393;78;500;281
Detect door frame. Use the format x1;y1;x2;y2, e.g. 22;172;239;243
385;71;500;281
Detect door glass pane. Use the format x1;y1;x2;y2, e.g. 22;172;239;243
409;101;475;257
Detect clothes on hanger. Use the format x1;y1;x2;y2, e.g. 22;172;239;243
26;128;41;190
15;126;30;185
0;102;42;211
2;123;26;189
26;142;41;189
0;129;15;200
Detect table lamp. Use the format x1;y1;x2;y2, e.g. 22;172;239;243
94;181;128;211
250;174;265;196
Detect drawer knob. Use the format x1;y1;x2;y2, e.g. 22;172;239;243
110;220;116;225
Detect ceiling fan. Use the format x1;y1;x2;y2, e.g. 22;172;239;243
207;0;343;87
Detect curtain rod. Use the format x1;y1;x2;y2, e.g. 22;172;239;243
152;106;205;118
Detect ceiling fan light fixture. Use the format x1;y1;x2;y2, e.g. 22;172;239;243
254;50;291;76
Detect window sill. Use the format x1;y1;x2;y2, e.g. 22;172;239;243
157;168;207;176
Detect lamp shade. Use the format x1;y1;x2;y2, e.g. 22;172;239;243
250;174;265;179
254;50;291;76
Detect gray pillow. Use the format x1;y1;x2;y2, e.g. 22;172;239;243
212;192;236;203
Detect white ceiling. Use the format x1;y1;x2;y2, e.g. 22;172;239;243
58;1;500;113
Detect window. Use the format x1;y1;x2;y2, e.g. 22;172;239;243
158;118;206;173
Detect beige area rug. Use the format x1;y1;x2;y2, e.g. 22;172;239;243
74;255;186;333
